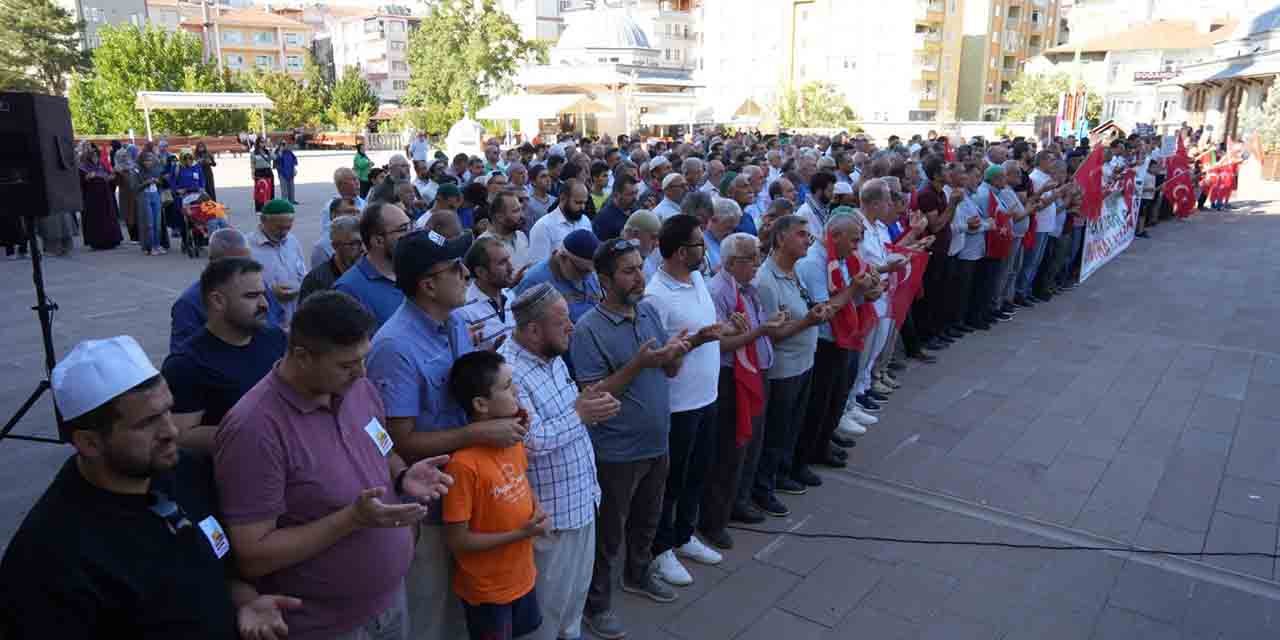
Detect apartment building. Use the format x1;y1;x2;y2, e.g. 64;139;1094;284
186;8;313;77
500;0;564;41
55;0;149;49
323;5;420;103
958;0;1063;121
557;0;698;70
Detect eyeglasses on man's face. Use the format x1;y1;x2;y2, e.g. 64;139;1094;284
426;258;465;279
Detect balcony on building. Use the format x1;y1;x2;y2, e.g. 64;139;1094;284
913;53;940;73
1007;5;1022;27
916;0;944;24
1003;31;1020;53
1028;34;1042;56
1002;55;1018;73
913;27;943;51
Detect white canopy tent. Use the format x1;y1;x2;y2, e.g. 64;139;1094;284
134;91;275;141
477;93;611;136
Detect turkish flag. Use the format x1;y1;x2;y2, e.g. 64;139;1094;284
1162;134;1196;217
732;289;764;447
984;190;1014;259
943;137;955;162
887;244;928;329
1074;145;1106;220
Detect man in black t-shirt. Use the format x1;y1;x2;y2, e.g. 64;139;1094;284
0;335;298;640
163;257;287;453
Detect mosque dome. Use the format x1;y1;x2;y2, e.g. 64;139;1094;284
556;6;653;51
1230;5;1280;40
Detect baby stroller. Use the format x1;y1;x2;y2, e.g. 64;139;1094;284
182;192;229;258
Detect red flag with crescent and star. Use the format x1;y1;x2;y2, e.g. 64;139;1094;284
886;244;928;330
732;289;764;447
1162;134;1196;217
1074;144;1106;221
983;189;1014;259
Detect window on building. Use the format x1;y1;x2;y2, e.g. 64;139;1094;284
255;55;273;69
253;31;275;45
284;32;301;46
390;41;405;50
393;79;409;91
392;61;408;72
286;55;303;71
390;21;404;33
364;19;382;34
226;54;244;69
994;5;1000;16
223;30;244;44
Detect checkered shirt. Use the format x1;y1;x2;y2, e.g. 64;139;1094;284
499;338;600;530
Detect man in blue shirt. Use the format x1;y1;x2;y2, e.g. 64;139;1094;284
274;140;299;204
364;229;531;640
163;256;286;452
170;228;284;353
335;202;414;328
514;229;603;324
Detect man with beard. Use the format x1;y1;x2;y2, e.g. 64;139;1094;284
572;239;692;640
727;174;758;235
301;215;365;303
623;209;662;279
319;168;368;266
248;200;309;324
480;191;532;271
0;335;302;639
457;236;518;349
593;174;640;241
529;181;592;264
795;171;836;238
163;257;287;453
653;173;689;221
335;201;414;328
498;284;620;640
170;229;286;354
516;229;603;324
217;292;455;640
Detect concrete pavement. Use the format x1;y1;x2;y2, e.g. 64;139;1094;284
3;151;1280;638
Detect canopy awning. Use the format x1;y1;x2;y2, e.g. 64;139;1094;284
477;94;610;120
134;91;275;111
1161;52;1280;87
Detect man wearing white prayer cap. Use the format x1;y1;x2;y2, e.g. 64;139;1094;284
0;335;300;639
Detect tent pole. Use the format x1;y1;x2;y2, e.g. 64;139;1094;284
259;107;266;139
144;106;153;141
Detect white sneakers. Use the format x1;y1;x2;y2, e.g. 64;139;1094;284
837;414;867;437
676;536;723;565
653;550;693;586
846;405;879;426
656;536;723;586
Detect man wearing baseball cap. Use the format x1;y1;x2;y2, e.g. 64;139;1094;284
0;336;300;639
365;229;530;639
515;228;604;324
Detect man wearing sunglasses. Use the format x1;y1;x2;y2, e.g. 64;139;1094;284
2;336;300;639
365;230;531;639
335;202;414;329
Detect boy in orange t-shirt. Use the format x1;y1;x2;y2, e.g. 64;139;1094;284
444;350;550;640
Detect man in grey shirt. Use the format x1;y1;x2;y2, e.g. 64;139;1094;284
749;215;832;518
569;238;692;640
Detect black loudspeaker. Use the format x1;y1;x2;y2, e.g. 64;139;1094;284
0;92;82;217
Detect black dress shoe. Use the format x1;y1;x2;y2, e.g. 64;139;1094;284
910;352;939;363
857;395;882;412
924;338;949;351
889;360;907;372
938;332;958;343
776;477;807;495
964;323;990;332
755;494;790;517
954;324;975;334
831;433;856;448
731;502;766;524
1014;296;1034;308
1027;295;1047;304
817;452;847;468
867;390;890;402
830;444;850;459
1001;302;1018;314
700;527;734;550
793;466;823;486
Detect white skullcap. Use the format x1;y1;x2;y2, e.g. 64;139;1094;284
833;182;854;195
648;155;671;172
52;336;158;421
661;173;686;189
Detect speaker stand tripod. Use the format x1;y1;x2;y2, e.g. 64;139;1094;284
1;216;64;444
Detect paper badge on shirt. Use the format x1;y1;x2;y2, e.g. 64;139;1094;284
198;516;231;559
365;418;394;457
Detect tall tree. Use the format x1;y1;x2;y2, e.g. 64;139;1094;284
247;69;323;131
1004;72;1101;123
303;50;332;112
405;0;545;133
0;0;88;95
330;66;379;124
776;82;859;129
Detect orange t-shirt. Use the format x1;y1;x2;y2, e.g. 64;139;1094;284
442;443;537;606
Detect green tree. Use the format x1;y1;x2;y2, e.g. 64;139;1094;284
330;66;379;129
1241;82;1280;152
246;69;323;131
303;50;332;113
0;0;88;95
1004;72;1102;123
776;81;859;129
70;24;224;135
405;0;545;133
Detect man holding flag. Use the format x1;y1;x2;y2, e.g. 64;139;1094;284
1162;134;1197;218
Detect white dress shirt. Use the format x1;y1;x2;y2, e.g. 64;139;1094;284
527;208;592;264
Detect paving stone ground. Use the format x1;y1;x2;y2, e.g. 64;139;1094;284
3;151;1280;638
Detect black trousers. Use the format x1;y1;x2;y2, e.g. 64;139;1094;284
918;251;952;339
950;258;977;328
702;368;770;536
796;340;854;467
968;257;1002;325
752;370;813;501
652;403;718;556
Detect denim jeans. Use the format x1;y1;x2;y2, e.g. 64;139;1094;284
279;174;296;202
653;402;718;556
1016;233;1049;298
140;190;162;251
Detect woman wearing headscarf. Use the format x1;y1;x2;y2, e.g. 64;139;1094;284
78;145;123;251
353;142;373;198
250;136;274;212
194;141;217;201
114;144;139;242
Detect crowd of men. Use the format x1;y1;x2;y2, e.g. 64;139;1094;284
1;125;1193;640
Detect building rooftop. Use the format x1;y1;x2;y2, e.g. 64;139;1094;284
180;7;311;29
1230;4;1280;40
557;6;653;51
1044;19;1237;54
